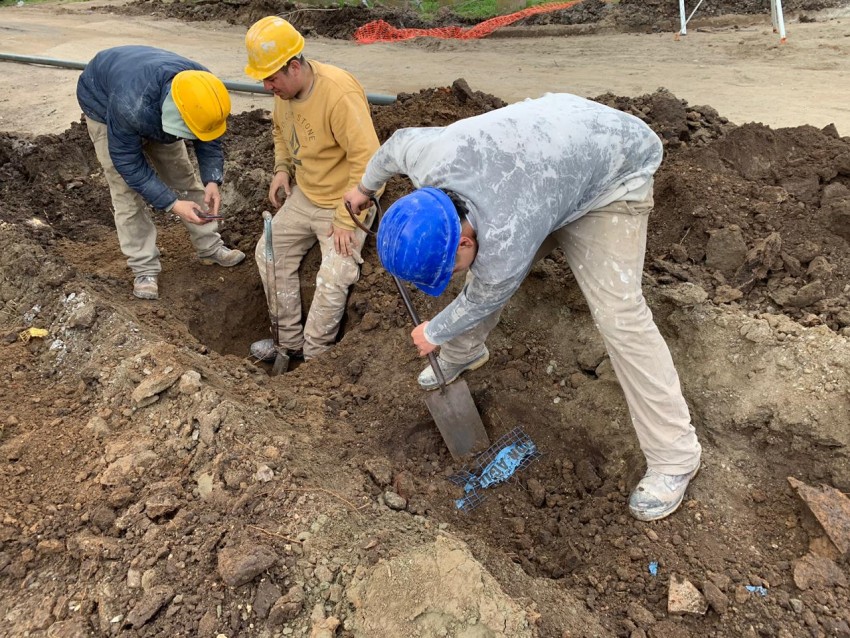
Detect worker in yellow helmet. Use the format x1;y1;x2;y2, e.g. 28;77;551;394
77;46;246;301
244;17;381;367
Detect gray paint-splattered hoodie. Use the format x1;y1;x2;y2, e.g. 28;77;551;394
77;46;225;211
360;93;663;345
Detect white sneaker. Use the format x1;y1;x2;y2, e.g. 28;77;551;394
628;465;700;521
417;347;489;391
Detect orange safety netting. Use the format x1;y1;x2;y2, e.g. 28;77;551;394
354;0;583;43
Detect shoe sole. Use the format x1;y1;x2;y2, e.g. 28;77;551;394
629;466;700;522
199;254;246;267
133;291;158;300
419;351;490;391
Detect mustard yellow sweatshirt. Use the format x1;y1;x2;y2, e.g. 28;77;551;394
272;60;379;230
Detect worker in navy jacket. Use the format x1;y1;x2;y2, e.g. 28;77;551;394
77;45;245;300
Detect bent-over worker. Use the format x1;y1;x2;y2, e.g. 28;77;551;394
344;93;701;522
77;45;245;301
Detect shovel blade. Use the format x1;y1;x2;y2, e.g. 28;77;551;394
270;352;290;376
424;380;490;460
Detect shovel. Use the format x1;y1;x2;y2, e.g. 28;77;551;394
347;199;490;459
262;211;290;376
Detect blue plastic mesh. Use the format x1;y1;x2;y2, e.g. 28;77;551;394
449;427;541;511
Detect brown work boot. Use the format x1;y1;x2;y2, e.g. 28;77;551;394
133;275;159;300
199;245;246;267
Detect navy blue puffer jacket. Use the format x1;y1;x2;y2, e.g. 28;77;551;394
77;46;225;210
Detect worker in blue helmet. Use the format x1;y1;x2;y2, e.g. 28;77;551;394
344;93;701;523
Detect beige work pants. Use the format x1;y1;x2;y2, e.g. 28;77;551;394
439;188;701;474
255;186;372;359
86;118;223;276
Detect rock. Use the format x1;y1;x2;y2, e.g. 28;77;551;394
705;226;747;277
734;232;782;290
89;505;116;531
85;416;110;438
359;312;381;331
197;608;219;634
177;370;202;395
268;585;305;626
196;472;214;499
806;255;835;280
787;240;820;265
627;602;656;628
667;574;708;615
125;585;175;628
127;568;142;589
787;280;826;308
346;535;535;637
577;343;606;372
526;478;546;507
789;598;804;614
68;532;122;560
314;564;334;584
713;285;743;304
575;459;602;492
780;174;820;204
47;619;90;638
253;579;282;619
217;544;277;588
131;367;182;408
793;553;848;590
702;580;728;615
309;603;340;638
254;464;274;483
68;302;97;329
363;458;393;487
383;490;407;511
498;367;527;390
658;282;708;306
734;584;751;604
144;494;179;520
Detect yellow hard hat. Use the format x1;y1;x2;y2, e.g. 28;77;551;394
244;16;305;81
171;70;231;142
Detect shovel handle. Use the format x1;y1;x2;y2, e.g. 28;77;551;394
392;275;448;391
349;195;448;390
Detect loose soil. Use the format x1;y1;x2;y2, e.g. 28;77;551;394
2;1;850;636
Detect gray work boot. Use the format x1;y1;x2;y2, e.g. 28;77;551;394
249;338;303;363
417;347;490;391
628;465;700;522
133;275;159;300
199;245;246;267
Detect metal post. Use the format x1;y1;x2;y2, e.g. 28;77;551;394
773;0;787;43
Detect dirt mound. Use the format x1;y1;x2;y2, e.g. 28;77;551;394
108;0;848;38
1;83;850;637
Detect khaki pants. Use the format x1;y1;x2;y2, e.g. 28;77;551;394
86;118;223;276
440;188;701;474
255;186;373;359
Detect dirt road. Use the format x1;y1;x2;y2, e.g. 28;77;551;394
1;1;849;136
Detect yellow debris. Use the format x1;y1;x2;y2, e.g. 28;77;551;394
18;327;48;343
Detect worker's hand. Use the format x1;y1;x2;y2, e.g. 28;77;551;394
269;171;291;209
171;199;208;225
412;322;437;357
330;225;359;257
343;187;371;214
204;182;222;217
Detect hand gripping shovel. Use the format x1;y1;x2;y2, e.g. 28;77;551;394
262;211;290;376
347;199;490;460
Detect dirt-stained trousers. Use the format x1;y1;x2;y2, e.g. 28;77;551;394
255;186;373;359
86;119;223;277
436;187;701;475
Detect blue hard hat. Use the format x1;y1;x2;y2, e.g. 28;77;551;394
377;188;460;297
